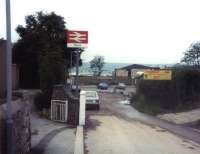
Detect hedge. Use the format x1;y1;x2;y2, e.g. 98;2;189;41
132;68;200;114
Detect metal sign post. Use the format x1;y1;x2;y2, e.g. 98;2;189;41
5;0;14;154
75;51;80;95
66;30;88;96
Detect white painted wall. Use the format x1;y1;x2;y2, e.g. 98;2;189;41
79;91;86;125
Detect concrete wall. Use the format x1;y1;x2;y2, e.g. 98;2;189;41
78;76;113;85
75;75;133;85
79;91;86;126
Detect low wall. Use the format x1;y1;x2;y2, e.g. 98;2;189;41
0;90;41;154
0;99;31;154
114;77;133;85
78;76;113;85
67;92;79;126
77;76;133;85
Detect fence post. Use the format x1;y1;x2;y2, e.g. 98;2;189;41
51;100;53;120
79;91;86;125
65;100;68;121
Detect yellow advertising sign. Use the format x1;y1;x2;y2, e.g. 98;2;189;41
144;70;172;80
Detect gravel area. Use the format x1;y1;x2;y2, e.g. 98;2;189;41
86;115;200;154
157;109;200;125
85;92;200;154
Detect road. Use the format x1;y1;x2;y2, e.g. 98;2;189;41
84;92;200;154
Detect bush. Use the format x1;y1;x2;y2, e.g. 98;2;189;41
132;68;200;115
34;90;52;110
173;68;200;104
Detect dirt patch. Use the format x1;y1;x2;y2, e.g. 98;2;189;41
158;108;200;125
183;121;200;130
85;115;102;131
84;116;102;154
156;129;167;132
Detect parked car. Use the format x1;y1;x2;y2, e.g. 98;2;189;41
115;82;126;90
85;91;100;110
97;82;109;90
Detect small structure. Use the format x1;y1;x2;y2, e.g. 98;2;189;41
51;85;80;125
114;64;159;78
113;64;159;84
51;85;68;122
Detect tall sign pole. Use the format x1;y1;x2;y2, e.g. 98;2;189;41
5;0;14;154
66;30;88;95
75;51;80;95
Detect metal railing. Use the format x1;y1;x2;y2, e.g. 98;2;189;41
51;100;68;122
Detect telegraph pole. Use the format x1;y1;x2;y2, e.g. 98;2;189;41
5;0;14;154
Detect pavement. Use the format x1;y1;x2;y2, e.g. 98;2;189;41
85;92;200;154
74;126;84;154
30;112;75;154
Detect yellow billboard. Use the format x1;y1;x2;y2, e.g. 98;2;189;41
144;70;172;80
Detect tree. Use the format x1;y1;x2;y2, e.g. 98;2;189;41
13;11;82;108
90;56;105;76
181;42;200;68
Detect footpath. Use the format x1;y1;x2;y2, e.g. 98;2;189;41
31;112;75;154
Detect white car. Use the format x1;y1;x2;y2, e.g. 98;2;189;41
85;91;100;110
116;83;126;90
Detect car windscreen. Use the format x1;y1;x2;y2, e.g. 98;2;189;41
86;92;97;98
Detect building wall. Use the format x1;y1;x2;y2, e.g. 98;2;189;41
0;40;19;98
12;64;19;90
131;69;150;79
115;69;128;77
0;41;6;98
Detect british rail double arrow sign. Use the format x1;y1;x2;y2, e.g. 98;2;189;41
66;30;88;48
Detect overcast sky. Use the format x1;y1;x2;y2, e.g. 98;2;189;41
1;0;200;64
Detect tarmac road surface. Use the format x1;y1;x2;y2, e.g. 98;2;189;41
85;92;200;154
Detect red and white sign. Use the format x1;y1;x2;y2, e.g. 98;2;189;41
66;30;88;48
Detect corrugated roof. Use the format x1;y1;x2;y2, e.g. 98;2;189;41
51;85;68;101
119;64;159;70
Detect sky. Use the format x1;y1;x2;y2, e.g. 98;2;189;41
1;0;200;64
